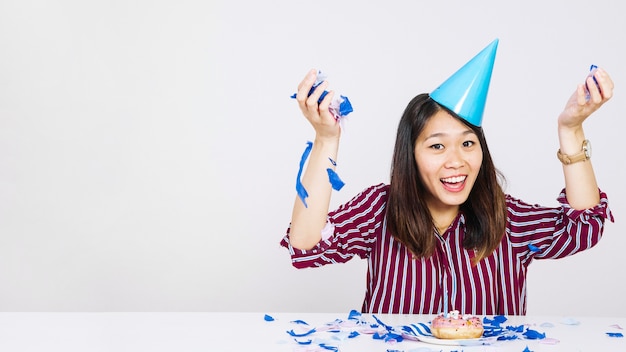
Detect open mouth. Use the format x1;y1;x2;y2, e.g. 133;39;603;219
440;175;467;191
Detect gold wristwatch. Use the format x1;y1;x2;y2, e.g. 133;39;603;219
557;139;591;165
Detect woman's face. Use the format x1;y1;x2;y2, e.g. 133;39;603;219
414;110;483;213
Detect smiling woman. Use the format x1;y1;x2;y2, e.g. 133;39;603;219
280;39;615;316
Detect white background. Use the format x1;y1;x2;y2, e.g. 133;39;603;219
0;0;624;316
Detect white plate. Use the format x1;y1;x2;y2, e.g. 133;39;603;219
414;335;496;346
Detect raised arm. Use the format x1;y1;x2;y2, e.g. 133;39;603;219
557;67;613;209
289;69;343;249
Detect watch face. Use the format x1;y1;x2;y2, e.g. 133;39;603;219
584;139;592;158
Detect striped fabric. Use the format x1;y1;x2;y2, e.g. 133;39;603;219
281;183;613;315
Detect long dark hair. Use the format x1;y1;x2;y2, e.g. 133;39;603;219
386;93;507;263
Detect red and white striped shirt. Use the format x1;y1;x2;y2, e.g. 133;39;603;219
281;183;613;315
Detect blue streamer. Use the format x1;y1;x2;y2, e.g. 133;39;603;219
327;168;345;191
286;328;316;337
327;157;345;190
318;343;339;351
295;141;313;207
295;142;346;207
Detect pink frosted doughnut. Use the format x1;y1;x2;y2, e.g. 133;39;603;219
431;311;484;339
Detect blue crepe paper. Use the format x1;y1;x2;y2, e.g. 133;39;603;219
286;328;316;337
484;315;508;326
295;141;313;207
295;142;346;207
318;343;339;351
507;325;525;333
348;309;362;320
290;71;353;124
523;329;546;340
607;332;624;338
327;168;345;191
338;95;353;116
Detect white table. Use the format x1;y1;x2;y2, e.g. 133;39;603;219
0;312;623;351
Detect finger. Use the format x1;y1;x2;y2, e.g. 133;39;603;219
576;83;587;106
295;69;318;104
306;80;329;109
586;76;603;104
318;90;336;118
594;68;614;100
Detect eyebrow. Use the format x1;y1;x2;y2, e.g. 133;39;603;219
424;130;476;141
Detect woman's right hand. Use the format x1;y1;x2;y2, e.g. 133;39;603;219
295;69;342;141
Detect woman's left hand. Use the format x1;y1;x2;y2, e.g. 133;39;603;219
558;67;614;129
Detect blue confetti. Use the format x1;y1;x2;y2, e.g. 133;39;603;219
318;343;339;351
523;346;533;352
348;309;362;320
528;243;540;252
372;332;386;340
484;315;508;327
286;328;316;337
291;319;309;325
372;315;394;331
264;314;275;321
327;168;345;191
523;328;546;340
507;325;525;332
607;332;624;338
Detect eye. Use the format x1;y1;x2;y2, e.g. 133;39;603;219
430;143;444;150
463;140;476;148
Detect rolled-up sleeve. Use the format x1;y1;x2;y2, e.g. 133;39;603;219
508;188;613;262
280;183;388;268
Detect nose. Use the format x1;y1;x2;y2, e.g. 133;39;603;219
445;148;464;169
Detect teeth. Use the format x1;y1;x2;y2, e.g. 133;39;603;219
441;176;466;183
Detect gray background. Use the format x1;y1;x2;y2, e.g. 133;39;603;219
1;0;624;316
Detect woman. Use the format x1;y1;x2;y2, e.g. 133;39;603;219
280;48;614;315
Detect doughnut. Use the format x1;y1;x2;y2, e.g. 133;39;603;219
431;310;484;339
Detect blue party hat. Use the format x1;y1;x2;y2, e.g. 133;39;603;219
430;39;499;126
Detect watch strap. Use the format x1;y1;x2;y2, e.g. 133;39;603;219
557;140;590;165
